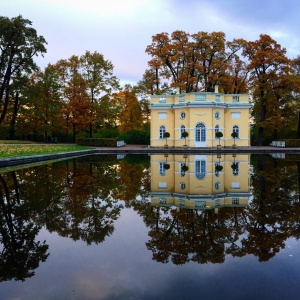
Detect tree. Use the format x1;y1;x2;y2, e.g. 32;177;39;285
136;68;160;95
216;131;223;146
139;97;151;129
231;131;238;146
218;54;249;94
181;131;188;146
6;73;29;139
0;173;49;281
163;131;170;148
132;83;151;129
20;65;63;141
114;84;143;133
290;56;300;138
80;51;120;137
181;164;189;172
53;52;120;140
55;56;94;141
0;15;47;125
145;30;244;93
241;34;293;145
94;94;120;131
215;164;223;172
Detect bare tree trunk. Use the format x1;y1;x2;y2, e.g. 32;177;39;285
73;123;76;143
155;66;159;93
297;110;300;139
258;104;266;146
9;91;19;140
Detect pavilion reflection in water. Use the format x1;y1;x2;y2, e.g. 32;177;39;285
150;154;251;212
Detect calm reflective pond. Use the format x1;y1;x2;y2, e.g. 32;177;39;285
0;153;300;299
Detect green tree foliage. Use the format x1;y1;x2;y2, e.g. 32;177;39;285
132;84;151;129
80;51;120;137
0;15;47;126
120;129;150;145
215;131;223;146
19;65;63;141
54;51;120;140
0;173;49;281
290;56;300;138
181;130;188;146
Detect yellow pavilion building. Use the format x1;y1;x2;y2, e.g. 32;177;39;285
150;154;251;211
150;86;252;147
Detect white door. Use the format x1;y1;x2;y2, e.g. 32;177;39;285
194;123;206;147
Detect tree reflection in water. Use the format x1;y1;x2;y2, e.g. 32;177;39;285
144;207;245;265
0;173;49;281
1;153;300;281
142;154;300;264
0;154;150;281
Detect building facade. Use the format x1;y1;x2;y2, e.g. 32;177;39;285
150;154;251;212
150;86;252;147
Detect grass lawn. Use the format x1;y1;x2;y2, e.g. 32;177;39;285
0;143;92;158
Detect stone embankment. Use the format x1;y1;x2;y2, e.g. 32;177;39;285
0;145;300;168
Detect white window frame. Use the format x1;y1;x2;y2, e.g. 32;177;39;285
215;125;220;139
231;112;240;119
195;123;206;142
180;125;186;139
159;162;166;176
232;162;240;176
195;159;206;180
159;125;166;139
159;182;167;189
231;182;240;189
233;125;239;138
158;112;167;119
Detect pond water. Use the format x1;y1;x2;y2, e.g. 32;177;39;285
0;153;300;300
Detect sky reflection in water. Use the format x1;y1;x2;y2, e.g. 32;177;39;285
0;153;300;300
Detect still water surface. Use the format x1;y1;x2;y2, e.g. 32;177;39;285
0;153;300;300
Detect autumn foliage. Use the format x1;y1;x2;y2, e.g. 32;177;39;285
1;15;300;144
145;30;300;145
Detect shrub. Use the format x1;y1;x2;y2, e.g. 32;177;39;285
120;129;150;145
92;129;119;139
284;139;300;147
215;165;223;172
76;138;117;147
164;163;170;170
181;165;189;172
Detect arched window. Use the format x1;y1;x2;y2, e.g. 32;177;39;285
159;162;166;176
159;126;166;139
215;162;221;177
232;162;240;176
180;162;186;177
195;123;206;142
233;125;239;138
180;125;186;139
195;159;206;180
215;125;220;138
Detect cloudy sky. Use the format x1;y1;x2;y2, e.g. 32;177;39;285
2;0;300;86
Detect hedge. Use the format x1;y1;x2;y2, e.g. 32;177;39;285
284;139;300;147
76;138;117;147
